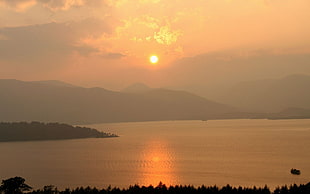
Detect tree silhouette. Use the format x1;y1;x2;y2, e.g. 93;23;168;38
0;177;32;194
3;177;310;194
42;185;58;194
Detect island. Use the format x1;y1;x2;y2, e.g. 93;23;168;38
0;121;118;142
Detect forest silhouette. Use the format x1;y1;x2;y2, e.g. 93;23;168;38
1;177;310;194
0;122;117;142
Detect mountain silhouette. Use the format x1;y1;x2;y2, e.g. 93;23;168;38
121;83;151;93
30;80;78;88
0;79;235;124
268;107;310;119
215;74;310;112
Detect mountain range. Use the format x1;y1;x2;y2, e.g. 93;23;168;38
1;75;310;124
214;74;310;112
0;79;235;124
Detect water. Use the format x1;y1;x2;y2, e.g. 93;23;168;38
0;119;310;189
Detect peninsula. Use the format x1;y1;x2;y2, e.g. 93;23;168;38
0;122;118;142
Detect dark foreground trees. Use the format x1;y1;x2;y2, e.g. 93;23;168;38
0;177;32;194
29;183;310;194
1;177;310;194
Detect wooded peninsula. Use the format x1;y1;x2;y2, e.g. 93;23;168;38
0;122;118;142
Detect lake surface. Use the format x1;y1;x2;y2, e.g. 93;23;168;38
1;119;310;189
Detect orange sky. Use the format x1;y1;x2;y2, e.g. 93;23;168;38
0;0;310;91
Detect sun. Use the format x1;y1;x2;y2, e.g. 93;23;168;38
149;55;159;64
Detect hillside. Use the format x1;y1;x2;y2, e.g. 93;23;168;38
121;83;151;93
0;79;235;124
268;107;310;120
0;121;117;142
30;80;78;88
215;74;310;112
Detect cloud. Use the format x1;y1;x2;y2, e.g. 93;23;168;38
74;45;100;56
73;44;125;59
0;0;100;12
116;15;181;46
139;0;160;4
0;22;75;67
103;52;125;59
38;0;87;11
0;0;36;12
105;0;127;7
154;26;181;45
0;18;116;68
166;50;310;87
105;0;160;7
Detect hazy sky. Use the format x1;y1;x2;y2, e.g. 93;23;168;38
1;0;310;91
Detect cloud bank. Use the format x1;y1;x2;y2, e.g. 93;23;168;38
0;0;309;90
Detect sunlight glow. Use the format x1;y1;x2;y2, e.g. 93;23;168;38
139;141;178;186
150;55;159;64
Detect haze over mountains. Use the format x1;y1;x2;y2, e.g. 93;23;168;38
213;74;310;112
121;83;152;93
1;74;309;124
0;79;234;124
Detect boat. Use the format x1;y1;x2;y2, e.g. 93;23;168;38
291;168;301;175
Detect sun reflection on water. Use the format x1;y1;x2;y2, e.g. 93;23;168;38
139;140;178;186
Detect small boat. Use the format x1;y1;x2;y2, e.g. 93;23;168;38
291;168;301;175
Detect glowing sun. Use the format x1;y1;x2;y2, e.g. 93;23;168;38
150;55;159;64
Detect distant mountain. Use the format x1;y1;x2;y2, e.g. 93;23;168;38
268;107;310;120
121;83;151;93
216;74;310;112
0;79;235;124
30;80;77;88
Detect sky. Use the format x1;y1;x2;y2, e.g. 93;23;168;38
0;0;310;94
